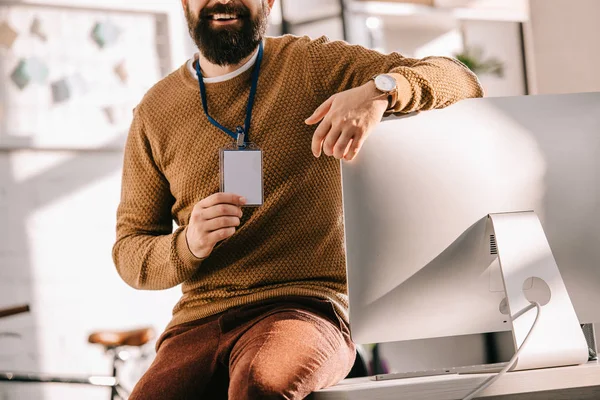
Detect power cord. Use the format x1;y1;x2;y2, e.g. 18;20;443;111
461;301;542;400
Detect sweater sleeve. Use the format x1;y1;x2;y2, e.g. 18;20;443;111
112;107;202;290
305;37;484;113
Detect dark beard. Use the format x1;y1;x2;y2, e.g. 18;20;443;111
185;1;268;67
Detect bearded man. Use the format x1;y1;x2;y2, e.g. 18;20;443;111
113;0;484;398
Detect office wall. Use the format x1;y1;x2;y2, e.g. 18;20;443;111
0;151;181;400
526;0;600;94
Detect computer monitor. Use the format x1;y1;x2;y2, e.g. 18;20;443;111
341;92;600;346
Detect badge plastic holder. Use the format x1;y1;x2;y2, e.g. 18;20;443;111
219;139;264;207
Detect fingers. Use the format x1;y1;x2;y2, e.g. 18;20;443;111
315;126;362;160
190;195;244;233
322;128;343;157
342;138;354;159
314;125;366;161
332;130;355;159
305;95;335;125
199;193;246;208
344;136;366;161
201;204;243;220
206;227;237;245
311;119;332;157
187;193;246;259
204;216;241;232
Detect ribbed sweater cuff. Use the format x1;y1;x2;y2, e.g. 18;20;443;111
175;226;204;271
389;73;413;112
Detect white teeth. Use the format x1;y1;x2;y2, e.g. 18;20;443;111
212;13;238;20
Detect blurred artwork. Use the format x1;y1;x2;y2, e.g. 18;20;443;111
10;61;30;90
0;20;18;49
114;61;128;84
1;4;170;149
67;73;88;96
30;17;48;42
102;105;130;126
51;78;71;103
10;58;49;90
103;106;116;124
91;21;121;48
51;74;89;103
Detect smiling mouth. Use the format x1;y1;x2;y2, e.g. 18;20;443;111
208;13;241;22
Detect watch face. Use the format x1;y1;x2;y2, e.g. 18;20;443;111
375;74;396;92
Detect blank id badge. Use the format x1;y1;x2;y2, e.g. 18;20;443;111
220;143;264;206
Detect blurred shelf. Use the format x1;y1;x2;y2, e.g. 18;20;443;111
349;1;529;23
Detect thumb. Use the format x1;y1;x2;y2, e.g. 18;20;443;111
305;95;335;125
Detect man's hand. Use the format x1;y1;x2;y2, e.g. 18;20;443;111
305;81;389;161
186;193;246;259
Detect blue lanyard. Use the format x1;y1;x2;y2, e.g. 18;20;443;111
195;41;264;147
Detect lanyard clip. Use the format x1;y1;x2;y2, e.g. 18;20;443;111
236;126;246;148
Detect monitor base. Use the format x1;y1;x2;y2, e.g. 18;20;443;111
488;211;589;371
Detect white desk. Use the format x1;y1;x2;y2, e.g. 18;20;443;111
311;361;600;400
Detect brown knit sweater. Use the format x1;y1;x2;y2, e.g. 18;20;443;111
113;35;483;331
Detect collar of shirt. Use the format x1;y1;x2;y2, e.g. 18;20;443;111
187;46;260;84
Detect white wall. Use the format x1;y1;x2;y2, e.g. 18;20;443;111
366;13;463;57
0;151;181;400
526;0;600;95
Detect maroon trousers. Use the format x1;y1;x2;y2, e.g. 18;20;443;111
129;296;356;399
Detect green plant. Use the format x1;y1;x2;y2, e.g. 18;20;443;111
455;46;505;78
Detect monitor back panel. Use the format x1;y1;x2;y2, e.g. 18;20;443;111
341;92;600;344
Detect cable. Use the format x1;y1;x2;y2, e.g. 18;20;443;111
461;301;542;400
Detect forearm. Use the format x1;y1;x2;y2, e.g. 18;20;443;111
305;37;484;112
112;226;202;290
389;56;484;113
113;105;203;290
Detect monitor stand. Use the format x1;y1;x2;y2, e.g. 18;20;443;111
488;211;589;371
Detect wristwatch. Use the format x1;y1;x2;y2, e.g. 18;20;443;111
372;74;398;110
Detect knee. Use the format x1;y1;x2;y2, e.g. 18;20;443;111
129;369;198;400
129;377;161;400
229;361;301;400
246;367;293;399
